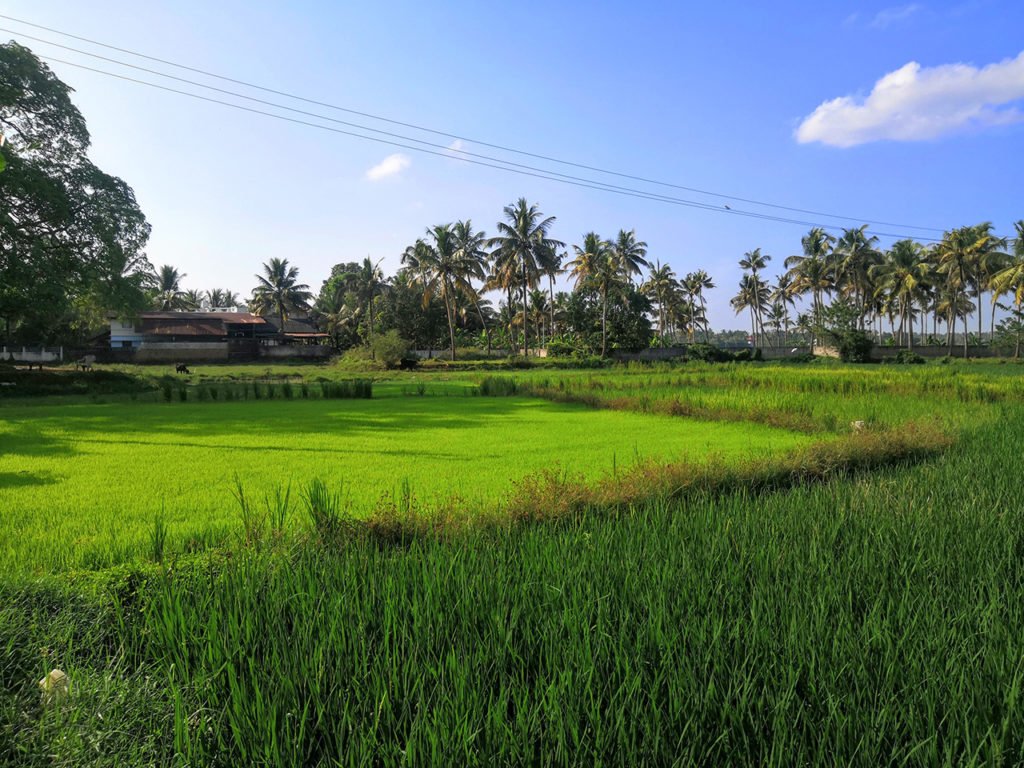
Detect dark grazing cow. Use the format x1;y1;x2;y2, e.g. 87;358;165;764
175;363;191;374
399;358;419;371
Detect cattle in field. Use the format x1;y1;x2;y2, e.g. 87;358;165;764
399;358;419;370
175;363;191;374
76;355;95;371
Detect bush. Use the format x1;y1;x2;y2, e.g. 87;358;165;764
686;343;734;363
371;331;411;369
546;339;578;357
889;350;926;365
783;352;817;364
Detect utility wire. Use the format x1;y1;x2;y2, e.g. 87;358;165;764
9;27;923;231
0;12;947;234
33;52;944;242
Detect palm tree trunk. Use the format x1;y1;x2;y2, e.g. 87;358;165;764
522;273;529;357
963;311;969;358
990;296;998;347
601;284;609;357
474;299;491;356
548;275;556;337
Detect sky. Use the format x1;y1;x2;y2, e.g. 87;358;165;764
2;0;1023;329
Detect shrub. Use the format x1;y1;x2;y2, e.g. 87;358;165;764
546;339;578;357
686;343;734;363
371;331;411;369
890;350;926;365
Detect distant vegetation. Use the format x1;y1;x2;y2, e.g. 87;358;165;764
4;42;1023;363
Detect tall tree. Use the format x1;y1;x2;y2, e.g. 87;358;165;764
568;232;617;356
936;226;984;356
152;265;187;310
834;226;881;328
738;248;771;345
869;240;930;349
784;228;836;327
452;219;493;355
612;229;650;283
0;42;151;344
641;262;678;344
488;199;563;355
250;258;312;339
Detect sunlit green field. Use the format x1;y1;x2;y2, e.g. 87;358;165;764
0;394;808;574
6;361;1024;766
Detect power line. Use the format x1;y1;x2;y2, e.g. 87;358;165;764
8;27;921;232
6;27;951;242
32;52;944;243
0;12;947;234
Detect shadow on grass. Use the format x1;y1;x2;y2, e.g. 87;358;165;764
0;471;60;489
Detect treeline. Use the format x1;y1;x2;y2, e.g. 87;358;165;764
311;200;664;359
732;223;1024;356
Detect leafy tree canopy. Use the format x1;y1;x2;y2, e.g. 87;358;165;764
0;42;151;344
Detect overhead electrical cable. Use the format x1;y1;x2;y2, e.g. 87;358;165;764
0;12;947;234
31;53;944;243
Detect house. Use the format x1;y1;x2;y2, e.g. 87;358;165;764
106;311;329;361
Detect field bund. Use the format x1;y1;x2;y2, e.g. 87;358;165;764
0;394;808;573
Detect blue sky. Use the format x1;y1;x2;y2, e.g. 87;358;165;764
2;0;1022;328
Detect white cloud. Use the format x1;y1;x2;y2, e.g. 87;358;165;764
447;139;465;153
796;51;1024;147
869;3;922;28
365;153;411;180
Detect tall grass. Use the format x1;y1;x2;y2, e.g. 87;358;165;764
5;364;1024;764
2;409;1010;765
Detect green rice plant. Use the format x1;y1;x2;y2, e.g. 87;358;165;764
232;476;265;548
264;482;292;542
302;478;354;543
479;376;518;396
149;512;167;563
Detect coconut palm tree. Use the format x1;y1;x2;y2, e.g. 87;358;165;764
538;247;565;338
770;274;797;345
834;226;881;328
687;269;715;341
250;258;312;339
869;240;930;348
965;222;1010;340
990;220;1024;355
408;225;461;360
738;248;771;344
452;219;494;355
785;229;836;326
936;226;989;356
568;232;618;356
488;199;564;355
152;264;187;310
641;261;678;344
730;273;770;347
181;289;205;311
207;288;240;308
612;229;650;283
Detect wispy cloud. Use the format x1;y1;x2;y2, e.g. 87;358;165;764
869;3;922;28
365;153;410;180
796;51;1024;147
